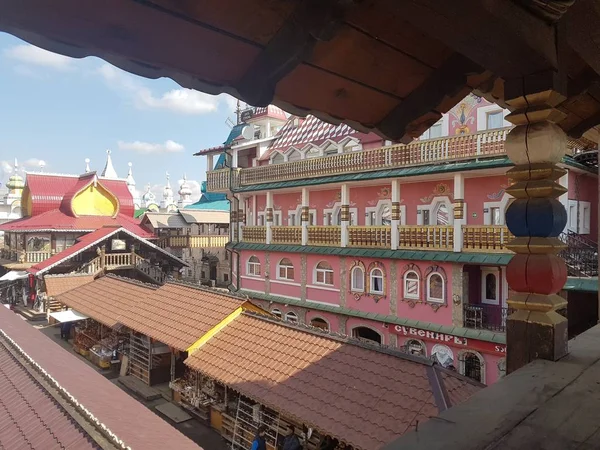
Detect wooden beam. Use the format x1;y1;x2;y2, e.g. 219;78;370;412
567;111;600;138
236;0;354;106
381;0;558;77
377;53;482;141
566;0;600;78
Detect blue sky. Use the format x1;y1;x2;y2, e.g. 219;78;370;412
0;32;238;201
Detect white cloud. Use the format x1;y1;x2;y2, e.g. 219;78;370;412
4;44;73;71
117;140;185;154
98;63;236;115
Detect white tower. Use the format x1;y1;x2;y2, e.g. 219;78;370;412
142;183;156;208
126;162;142;209
161;172;174;209
84;158;91;173
178;174;193;208
101;149;118;179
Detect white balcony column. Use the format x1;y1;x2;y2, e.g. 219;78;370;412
391;179;401;250
207;154;214;171
453;173;465;252
251;195;257;226
266;191;273;244
231;150;239;168
237;195;245;242
301;188;310;246
340;184;350;247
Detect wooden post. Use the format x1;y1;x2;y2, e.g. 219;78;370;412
340;184;350;247
266;191;273;244
301;188;309;246
99;245;106;270
504;78;569;374
453;173;465;252
391;180;400;250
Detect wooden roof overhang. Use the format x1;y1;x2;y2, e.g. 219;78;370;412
2;1;600;141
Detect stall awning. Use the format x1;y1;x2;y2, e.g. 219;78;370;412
49;310;88;323
0;271;28;282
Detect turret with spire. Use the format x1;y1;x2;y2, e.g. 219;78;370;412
84;158;91;173
161;172;175;209
126;162;142;209
142;183;156;208
178;173;193;208
101;149;118;179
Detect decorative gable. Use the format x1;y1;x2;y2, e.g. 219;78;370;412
71;177;119;217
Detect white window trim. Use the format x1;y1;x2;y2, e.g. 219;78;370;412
350;266;365;292
321;139;341;156
339;136;363;153
324;202;358;225
426;272;445;304
481;267;500;306
419;115;449;140
580;201;591;235
403;271;420;300
458;350;486;384
257;211;265;226
483;193;511;226
271;308;282;319
365;199;406;226
309;317;330;330
285;311;299;323
404;338;428;357
476;105;510;131
272;210;282;226
302;143;322;159
277;260;295;281
314;262;334;286
289;205;316;226
284;146;302;161
417;196;454;226
369;268;384;295
246;257;261;277
351;326;384;345
270;151;285;164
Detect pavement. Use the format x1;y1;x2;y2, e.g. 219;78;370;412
36;321;229;450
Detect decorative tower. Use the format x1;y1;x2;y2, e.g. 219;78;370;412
161;172;175;210
126;162;142;209
178;174;193;208
85;158;91;173
101;149;118;179
4;159;25;217
142;183;156;208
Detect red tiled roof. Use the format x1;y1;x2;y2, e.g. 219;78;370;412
193;144;226;156
0;208;152;236
247;105;288;122
0;301;201;450
101;178;135;217
185;314;483;450
44;273;97;297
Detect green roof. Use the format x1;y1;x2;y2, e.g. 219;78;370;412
134;208;146;218
230;242;514;265
564;277;598;293
184;199;230;211
241;289;506;344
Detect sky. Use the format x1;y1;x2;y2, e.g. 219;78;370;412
0;32;239;202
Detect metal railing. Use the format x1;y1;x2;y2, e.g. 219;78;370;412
463;304;510;333
559;230;598;277
207;128;510;191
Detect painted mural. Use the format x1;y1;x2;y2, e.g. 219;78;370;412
448;93;487;135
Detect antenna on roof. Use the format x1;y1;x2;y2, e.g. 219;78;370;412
235;99;242;125
225;117;235;129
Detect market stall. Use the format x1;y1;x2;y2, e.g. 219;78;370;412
72;319;128;370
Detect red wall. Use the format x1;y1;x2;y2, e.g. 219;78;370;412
464;175;510;225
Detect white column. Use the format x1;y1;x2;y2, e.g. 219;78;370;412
453;173;465;252
252;195;257;226
301;188;309;246
230;195;238;242
207;154;214;171
341;184;350;247
391;180;400;250
266;191;273;244
231;150;238;168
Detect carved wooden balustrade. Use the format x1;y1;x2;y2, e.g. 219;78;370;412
243;226;267;243
272;226;302;244
207;128;510;192
159;235;229;248
307;226;341;246
348;226;391;248
462;225;513;252
398;226;454;251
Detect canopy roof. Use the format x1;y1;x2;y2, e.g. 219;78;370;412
2;1;600;141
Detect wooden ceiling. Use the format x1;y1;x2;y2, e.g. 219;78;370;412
1;0;600;142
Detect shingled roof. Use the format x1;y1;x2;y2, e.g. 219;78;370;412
185;313;483;450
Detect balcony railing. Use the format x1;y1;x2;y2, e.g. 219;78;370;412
0;248;53;264
398;226;454;251
308;226;341;246
207;128;510;192
243;226;267;243
463;304;511;333
159;235;229;249
348;226;391;248
462;226;513;252
272;226;302;245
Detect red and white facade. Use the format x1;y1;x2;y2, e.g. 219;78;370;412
200;95;598;385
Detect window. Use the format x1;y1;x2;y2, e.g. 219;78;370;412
405;339;427;357
481;268;499;305
315;261;334;285
285;311;298;324
247;256;261;276
225;251;229;261
486;111;504;130
324;212;333;226
258;214;265;226
305;147;320;159
273;212;281;226
288;213;296;225
271;308;282;319
404;271;420;299
287;149;301;162
422;209;430;225
277;258;295;280
309;212;316;226
491;207;501;225
351;266;365;292
380;204;392;226
485;274;497;300
324;144;338;156
427;273;445;303
369;268;384;294
429;122;442;138
460;352;483;383
54;234;76;253
432;344;454;369
310;317;329;331
272;152;285;164
352;327;382;345
367;211;376;226
28;235;51;252
435;203;450;225
223;273;229;282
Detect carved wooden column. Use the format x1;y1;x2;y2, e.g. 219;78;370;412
453;173;465;252
504;84;569;374
230;196;239;243
391;179;400;250
340;184;350;247
301;187;309;246
237;195;245;242
265;191;273;245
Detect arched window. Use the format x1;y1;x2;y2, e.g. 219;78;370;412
460;351;484;383
271;308;282;319
369;268;384;294
379;203;392;226
405;339;427;357
351;266;365;292
277;258;295;280
310;317;329;331
315;261;334;285
271;152;285;165
403;271;420;299
285;311;298;324
485;273;497;301
287;149;301;162
432;344;454;369
435;203;450;225
427;273;445;303
352;326;382;345
247;256;261;276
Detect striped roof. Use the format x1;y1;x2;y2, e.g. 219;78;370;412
246;105;287;122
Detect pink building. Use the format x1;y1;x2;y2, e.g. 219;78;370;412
197;98;598;386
